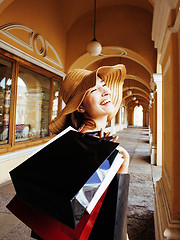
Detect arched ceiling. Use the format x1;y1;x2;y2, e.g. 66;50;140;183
58;0;154;31
0;0;156;109
63;0;156;109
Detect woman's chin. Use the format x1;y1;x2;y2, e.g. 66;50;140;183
103;104;115;115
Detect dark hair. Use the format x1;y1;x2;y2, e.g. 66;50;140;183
65;111;96;130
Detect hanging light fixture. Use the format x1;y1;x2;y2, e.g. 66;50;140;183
132;95;136;101
87;0;102;56
126;79;132;96
126;89;132;96
135;100;139;103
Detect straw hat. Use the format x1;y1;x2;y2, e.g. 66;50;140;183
49;64;126;134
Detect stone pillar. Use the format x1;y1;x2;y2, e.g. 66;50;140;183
149;94;153;146
145;108;150;127
150;91;157;165
150;75;157;165
153;73;162;166
152;0;180;238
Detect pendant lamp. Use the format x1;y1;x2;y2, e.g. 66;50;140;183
132;95;136;101
87;0;102;56
126;80;132;96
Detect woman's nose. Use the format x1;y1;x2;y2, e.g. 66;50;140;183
101;87;111;97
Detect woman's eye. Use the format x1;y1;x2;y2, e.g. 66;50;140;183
102;83;106;87
90;88;97;93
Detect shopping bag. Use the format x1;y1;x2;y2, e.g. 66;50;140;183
9;126;119;229
7;189;108;240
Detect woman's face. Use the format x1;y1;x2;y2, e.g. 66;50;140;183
80;76;115;120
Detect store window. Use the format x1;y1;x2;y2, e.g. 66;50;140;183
0;58;12;145
0;50;63;152
52;80;60;120
15;66;51;142
121;106;125;124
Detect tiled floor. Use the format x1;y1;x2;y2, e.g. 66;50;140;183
0;126;161;240
116;126;161;240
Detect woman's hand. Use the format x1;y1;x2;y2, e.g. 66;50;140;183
100;129;119;142
116;145;130;174
100;129;130;174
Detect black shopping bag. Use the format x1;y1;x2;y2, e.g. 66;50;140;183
9;127;119;229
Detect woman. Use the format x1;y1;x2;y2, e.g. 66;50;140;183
8;64;129;240
47;64;130;239
49;64;129;174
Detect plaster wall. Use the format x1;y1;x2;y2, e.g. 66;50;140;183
65;5;156;72
0;0;66;72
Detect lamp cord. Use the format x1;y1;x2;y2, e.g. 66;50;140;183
93;0;97;40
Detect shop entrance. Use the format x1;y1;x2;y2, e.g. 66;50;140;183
134;105;143;126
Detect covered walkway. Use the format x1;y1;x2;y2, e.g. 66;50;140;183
116;126;161;240
0;126;161;240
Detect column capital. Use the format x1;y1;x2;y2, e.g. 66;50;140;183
153;73;162;92
150;75;156;91
153;73;162;84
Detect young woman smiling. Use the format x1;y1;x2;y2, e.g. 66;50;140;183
48;64;130;239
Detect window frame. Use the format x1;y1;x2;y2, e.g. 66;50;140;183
0;48;62;154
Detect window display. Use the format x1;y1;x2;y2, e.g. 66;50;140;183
0;58;12;145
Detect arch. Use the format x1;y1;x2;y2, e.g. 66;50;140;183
133;105;143;126
65;4;156;73
125;93;150;104
124;78;150;94
0;0;14;15
123;87;150;99
68;46;154;75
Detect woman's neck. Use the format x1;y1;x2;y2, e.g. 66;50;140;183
81;116;108;133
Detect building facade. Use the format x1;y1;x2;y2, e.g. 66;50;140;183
0;0;179;238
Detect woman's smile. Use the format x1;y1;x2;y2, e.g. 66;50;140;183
100;98;112;106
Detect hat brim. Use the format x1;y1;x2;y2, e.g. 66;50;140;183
49;64;126;134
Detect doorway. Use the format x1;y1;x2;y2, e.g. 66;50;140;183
134;105;143;126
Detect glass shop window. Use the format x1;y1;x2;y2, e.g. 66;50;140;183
52;80;60;120
15;66;51;142
0;58;12;145
121;107;125;124
0;49;63;153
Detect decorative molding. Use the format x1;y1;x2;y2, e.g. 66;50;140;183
153;73;162;92
168;8;180;33
163;56;171;77
150;75;156;91
152;0;171;52
100;47;127;56
0;23;34;51
160;28;171;65
0;144;44;163
123;87;150;97
153;73;162;84
34;33;45;55
126;74;151;92
0;39;66;78
44;40;62;69
68;46;154;75
152;0;179;54
162;56;171;191
0;23;63;69
154;178;180;240
159;4;180;64
126;74;136;80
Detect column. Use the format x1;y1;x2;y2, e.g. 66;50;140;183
152;1;180;238
150;91;157;165
149;94;153;142
153;73;162;166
